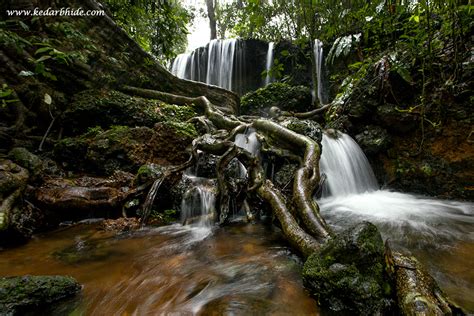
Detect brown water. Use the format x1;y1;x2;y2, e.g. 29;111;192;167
0;222;319;315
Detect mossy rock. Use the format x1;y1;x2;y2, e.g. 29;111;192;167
0;275;81;315
55;123;195;175
62;89;198;135
280;118;323;143
302;221;391;315
8;148;42;177
355;125;391;155
241;82;312;116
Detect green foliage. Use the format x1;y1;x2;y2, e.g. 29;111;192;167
0;84;18;108
102;0;192;63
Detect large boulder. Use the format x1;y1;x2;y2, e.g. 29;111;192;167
0;275;81;315
302;222;392;315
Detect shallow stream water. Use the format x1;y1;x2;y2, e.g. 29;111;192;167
0;222;320;315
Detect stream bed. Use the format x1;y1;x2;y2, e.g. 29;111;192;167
0;222;320;315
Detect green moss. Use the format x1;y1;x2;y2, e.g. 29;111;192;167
283;118;322;143
136;163;165;185
8;147;42;176
241;82;312;115
160;103;197;122
64;89;198;135
302;222;390;314
0;275;81;314
163;121;197;138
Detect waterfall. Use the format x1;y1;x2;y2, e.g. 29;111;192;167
313;39;328;105
318;131;474;248
181;176;216;228
264;42;274;86
170;39;244;93
171;53;191;79
320;132;378;197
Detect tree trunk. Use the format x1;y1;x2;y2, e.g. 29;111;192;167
206;0;217;40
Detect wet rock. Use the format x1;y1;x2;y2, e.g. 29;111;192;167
377;104;418;133
302;221;391;315
33;175;133;223
355;125;391;155
100;217;140;232
241;83;312;116
0;275;81;315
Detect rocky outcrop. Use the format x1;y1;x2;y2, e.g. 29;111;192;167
0;275;81;315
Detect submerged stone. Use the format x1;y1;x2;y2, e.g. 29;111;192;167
0;275;81;315
302;221;391;315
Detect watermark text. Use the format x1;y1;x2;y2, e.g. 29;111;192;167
6;7;105;17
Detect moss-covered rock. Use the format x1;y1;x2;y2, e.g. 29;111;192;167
241;82;312;116
280;118;323;143
302;221;391;315
8;147;43;177
0;275;81;315
55;123;195;175
355;125;391;155
62;89;198;135
376;104;418;133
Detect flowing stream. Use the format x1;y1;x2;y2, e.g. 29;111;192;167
0;223;319;315
318;132;474;311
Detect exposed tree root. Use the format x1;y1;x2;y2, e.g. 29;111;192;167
124;85;330;256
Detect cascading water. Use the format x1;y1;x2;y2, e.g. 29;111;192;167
318;132;474;248
170;39;245;93
318;131;474;308
170;53;191;79
313;39;328;105
180;176;216;228
320;133;378;197
264;42;274;86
